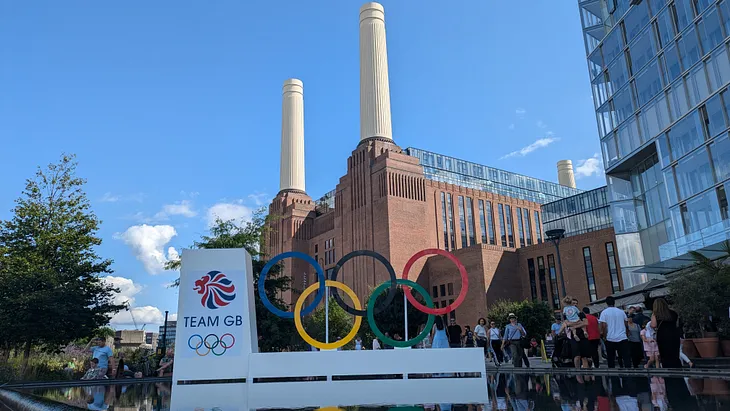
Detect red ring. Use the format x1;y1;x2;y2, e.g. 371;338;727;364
401;248;468;315
220;333;236;349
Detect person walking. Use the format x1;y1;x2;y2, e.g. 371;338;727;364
474;318;489;358
488;320;504;364
431;316;449;349
642;321;659;369
463;325;475;348
502;313;528;368
627;315;644;368
447;318;463;348
582;307;601;368
651;298;682;368
598;296;631;368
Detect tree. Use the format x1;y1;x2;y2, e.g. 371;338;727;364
0;155;123;372
357;286;430;345
487;299;554;341
302;297;355;347
671;243;730;337
166;211;303;352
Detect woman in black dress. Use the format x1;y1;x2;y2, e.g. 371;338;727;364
651;298;682;368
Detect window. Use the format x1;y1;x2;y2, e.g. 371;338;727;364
711;134;730;182
448;283;454;296
675;147;714;200
697;6;724;54
678;26;701;70
681;189;722;234
603;25;625;63
441;192;449;250
704;93;727;138
447;194;456;251
547;255;560;309
440;284;446;297
505;205;515;247
467;197;476;246
516;207;526;247
486;201;497;245
686;64;710;107
656;6;677;47
527;259;537;300
432;286;438;298
583;247;598;302
721;1;730;35
635;59;664;107
675;1;695;32
624;0;650;42
534;211;543;243
449;299;456;320
478;200;488;243
630;29;657;73
498;204;507;247
314;244;318;253
608;54;630;91
663;43;683;83
668;79;690;120
458;196;468;247
605;242;621;293
523;208;533;245
537;256;549;302
719;185;729;219
668;110;705;161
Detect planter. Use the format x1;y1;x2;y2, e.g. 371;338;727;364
722;340;730;357
694;337;721;358
683;339;700;358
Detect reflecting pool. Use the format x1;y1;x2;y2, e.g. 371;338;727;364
15;374;730;410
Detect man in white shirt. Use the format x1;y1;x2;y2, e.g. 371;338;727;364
598;296;631;368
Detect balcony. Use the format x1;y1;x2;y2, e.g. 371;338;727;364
645;220;730;275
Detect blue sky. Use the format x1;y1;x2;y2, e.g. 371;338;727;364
0;1;604;330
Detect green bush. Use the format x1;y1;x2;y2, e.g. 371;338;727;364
487;299;554;341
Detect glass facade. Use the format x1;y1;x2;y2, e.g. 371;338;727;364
478;200;488;244
467;197;476;246
579;0;730;285
517;207;526;247
447;194;456;252
542;186;613;237
547;254;560;309
315;189;336;215
606;241;622;293
487;201;497;245
498;204;508;247
505;205;516;247
406;148;582;203
528;258;538;300
583;247;598;302
523;208;533;245
537;256;549;302
535;210;543;243
441;192;449;250
458;196;468;247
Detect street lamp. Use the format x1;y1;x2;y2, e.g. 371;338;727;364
546;228;567;298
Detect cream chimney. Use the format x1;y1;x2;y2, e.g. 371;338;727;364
359;2;393;141
280;79;305;192
557;160;577;189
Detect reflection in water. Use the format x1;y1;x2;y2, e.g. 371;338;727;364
21;375;730;411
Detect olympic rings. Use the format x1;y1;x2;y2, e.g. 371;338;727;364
329;250;398;316
188;333;235;356
294;280;362;350
367;279;435;348
402;248;469;316
259;251;326;319
261;249;467;348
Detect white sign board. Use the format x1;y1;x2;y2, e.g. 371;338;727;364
172;248;258;383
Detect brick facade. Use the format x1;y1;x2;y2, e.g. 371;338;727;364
265;140;622;328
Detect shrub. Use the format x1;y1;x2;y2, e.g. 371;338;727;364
487;299;554;341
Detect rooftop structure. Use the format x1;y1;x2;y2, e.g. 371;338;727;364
542;186;612;238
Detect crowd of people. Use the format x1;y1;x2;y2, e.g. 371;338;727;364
78;337;174;380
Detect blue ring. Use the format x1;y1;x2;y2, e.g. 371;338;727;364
188;334;203;350
259;251;326;319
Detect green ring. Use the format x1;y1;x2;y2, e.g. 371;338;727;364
367;278;435;348
211;343;226;356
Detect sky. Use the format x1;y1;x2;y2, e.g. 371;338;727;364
0;1;605;331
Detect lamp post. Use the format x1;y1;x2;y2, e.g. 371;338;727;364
546;229;567;298
160;310;169;357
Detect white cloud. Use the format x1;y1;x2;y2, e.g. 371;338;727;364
500;137;560;159
111;306;166;329
508;123;515;130
248;192;269;206
207;200;254;227
157;200;197;219
100;192;121;203
537;120;547;129
105;275;143;306
575;153;604;179
100;192;144;203
115;225;178;274
515;108;526;118
180;190;200;199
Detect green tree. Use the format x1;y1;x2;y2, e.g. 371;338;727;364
0;155;123;373
487;299;554;341
302;297;356;347
357;286;430;345
166;211;303;352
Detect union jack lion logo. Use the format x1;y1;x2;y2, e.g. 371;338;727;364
193;271;236;309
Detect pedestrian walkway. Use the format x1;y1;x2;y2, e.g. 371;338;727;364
485;356;551;370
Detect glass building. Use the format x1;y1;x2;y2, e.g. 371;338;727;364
579;0;730;286
406;147;583;204
542;186;614;237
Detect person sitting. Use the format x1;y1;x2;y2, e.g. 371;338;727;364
156;351;174;377
81;358;107;380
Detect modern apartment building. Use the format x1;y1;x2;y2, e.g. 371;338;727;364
578;0;730;286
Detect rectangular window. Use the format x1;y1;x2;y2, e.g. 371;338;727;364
534;211;543;243
516;207;526;247
668;110;705;161
458;196;468;247
449;299;455;320
605;242;621;293
467;197;476;246
537;256;549;302
675;147;713;200
478;200;488;243
440;284;446;297
447;283;454;296
523;208;533;245
447;194;456;251
711;134;730;182
441;192;449;250
505;205;515;247
498;204;507;247
486;201;497;245
527;259;538;301
547;255;560;309
697;6;723;54
432;286;438;298
583;247;598;302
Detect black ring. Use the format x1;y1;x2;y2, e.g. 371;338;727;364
204;333;219;349
330;250;398;316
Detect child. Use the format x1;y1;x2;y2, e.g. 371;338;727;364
562;296;581;341
81;358;106;380
642;321;659;369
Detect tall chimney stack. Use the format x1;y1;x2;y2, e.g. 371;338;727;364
557;160;577;189
360;2;393;142
280;79;306;193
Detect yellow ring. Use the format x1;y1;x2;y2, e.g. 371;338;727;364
294;280;362;350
